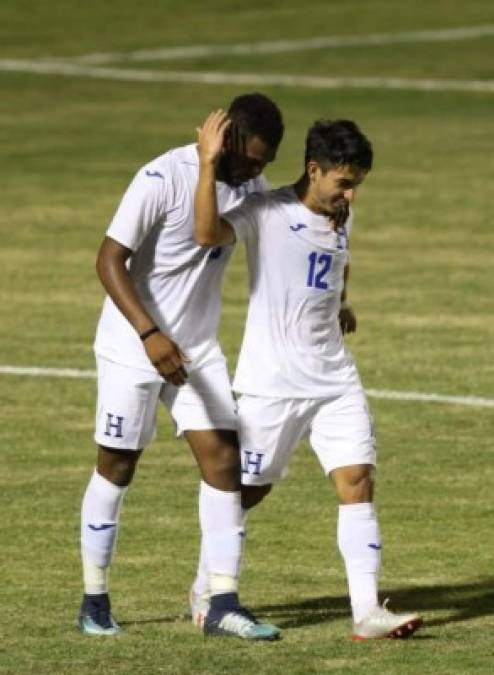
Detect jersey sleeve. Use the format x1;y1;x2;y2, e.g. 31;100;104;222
106;161;173;252
223;192;264;243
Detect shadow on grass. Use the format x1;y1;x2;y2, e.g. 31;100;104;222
252;578;494;630
119;612;189;626
118;578;494;631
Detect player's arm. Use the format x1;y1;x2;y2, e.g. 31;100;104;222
96;236;188;385
194;110;236;246
339;263;357;335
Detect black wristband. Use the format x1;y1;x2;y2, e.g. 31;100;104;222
139;326;160;342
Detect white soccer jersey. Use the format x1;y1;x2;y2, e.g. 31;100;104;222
226;185;361;398
94;144;268;372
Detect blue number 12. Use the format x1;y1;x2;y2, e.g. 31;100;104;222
307;252;332;289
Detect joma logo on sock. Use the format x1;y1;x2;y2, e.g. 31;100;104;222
88;523;116;531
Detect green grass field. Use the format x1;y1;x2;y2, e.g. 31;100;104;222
1;1;493;673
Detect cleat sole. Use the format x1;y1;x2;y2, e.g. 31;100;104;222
79;616;121;636
388;617;423;639
352;617;423;641
204;623;281;641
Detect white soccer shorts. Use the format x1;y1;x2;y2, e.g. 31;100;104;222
94;354;237;450
238;387;376;485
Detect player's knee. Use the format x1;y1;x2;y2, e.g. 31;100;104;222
332;464;374;504
97;446;141;487
241;483;272;510
200;443;241;488
186;429;241;489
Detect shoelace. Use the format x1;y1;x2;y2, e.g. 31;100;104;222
219;611;256;636
366;599;395;624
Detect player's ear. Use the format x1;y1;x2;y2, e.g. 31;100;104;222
307;160;319;183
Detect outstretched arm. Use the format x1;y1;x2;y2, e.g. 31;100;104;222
194;110;236;246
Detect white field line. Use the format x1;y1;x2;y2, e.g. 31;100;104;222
1;365;493;408
69;25;494;64
365;389;494;408
2;59;494;93
0;365;97;379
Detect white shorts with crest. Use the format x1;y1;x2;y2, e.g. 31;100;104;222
94;350;237;450
238;385;376;485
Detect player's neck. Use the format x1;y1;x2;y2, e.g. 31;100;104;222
293;175;328;217
293;175;309;203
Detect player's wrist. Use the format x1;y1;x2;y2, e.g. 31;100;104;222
139;326;160;342
199;155;218;169
340;299;351;310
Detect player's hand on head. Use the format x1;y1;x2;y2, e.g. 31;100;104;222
196;109;231;166
339;304;357;335
143;332;189;385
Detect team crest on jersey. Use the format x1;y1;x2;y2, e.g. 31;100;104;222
336;226;348;250
208;246;223;260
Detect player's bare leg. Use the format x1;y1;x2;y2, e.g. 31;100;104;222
241;484;272;510
97;446;142;487
187;430;279;639
79;447;141;635
331;464;421;639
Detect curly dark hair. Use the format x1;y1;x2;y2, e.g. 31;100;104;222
304;120;373;172
228;93;284;149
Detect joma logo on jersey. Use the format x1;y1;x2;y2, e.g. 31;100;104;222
242;450;264;475
290;223;307;232
104;413;124;438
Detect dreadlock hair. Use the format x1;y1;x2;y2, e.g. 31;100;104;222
228;93;284;149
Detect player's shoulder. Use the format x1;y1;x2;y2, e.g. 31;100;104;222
165;143;198;168
257;185;297;212
242;184;292;208
141;143;194;175
133;144;196;198
271;184;296;202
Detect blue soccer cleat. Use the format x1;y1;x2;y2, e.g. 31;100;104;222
79;593;121;636
203;593;280;641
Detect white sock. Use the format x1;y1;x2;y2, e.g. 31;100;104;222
198;481;244;596
337;502;381;623
81;469;127;594
193;507;247;597
193;537;210;597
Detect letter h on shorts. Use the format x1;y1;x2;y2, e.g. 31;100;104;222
242;451;264;476
104;413;124;438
